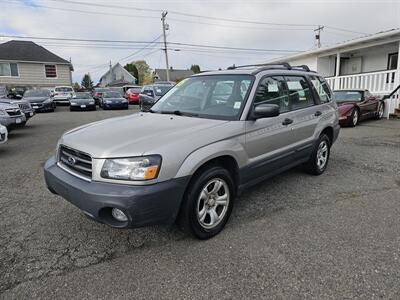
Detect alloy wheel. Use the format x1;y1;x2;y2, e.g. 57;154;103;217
316;140;328;170
197;178;230;229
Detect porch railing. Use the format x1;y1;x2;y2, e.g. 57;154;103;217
326;70;397;94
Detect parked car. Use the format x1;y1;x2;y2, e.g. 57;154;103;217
53;86;74;105
0;99;35;121
0;124;8;145
92;88;110;105
125;87;142;104
7;86;29;99
139;84;173;111
23;89;56;112
99;91;128;110
333;89;384;127
70;92;96;111
0;102;27;130
44;64;340;239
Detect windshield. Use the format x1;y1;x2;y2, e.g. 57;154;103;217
55;87;73;92
333;91;363;102
151;75;254;120
103;91;122;98
153;85;172;96
24;89;50;97
75;93;91;99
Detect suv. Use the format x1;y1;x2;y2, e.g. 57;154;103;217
44;63;340;239
53;86;74;105
0;102;27;130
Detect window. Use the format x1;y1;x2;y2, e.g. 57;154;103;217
309;76;332;103
285;76;315;110
254;76;290;113
387;53;398;83
0;62;19;77
45;64;57;78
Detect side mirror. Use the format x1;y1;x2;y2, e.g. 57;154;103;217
252;104;280;119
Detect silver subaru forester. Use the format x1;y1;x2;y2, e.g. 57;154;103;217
44;64;340;239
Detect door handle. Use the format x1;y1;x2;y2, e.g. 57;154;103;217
314;111;322;117
282;118;293;126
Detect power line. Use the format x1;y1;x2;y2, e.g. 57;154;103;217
0;34;303;53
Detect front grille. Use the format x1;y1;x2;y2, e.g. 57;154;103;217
18;103;30;110
5;109;21;116
59;145;92;179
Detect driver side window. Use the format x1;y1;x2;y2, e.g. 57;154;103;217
254;76;289;113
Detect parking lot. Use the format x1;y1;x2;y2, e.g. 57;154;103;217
1;107;399;299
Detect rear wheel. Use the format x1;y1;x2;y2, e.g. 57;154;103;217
304;134;331;175
178;166;235;239
376;102;384;119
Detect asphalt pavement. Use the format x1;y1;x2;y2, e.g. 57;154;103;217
1;106;399;299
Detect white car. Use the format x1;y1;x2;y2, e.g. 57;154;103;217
53;86;75;104
0;124;8;144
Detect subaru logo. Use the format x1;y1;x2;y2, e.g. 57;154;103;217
67;156;76;165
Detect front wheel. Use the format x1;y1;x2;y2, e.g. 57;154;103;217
304;134;331;175
349;108;359;127
178;166;235;239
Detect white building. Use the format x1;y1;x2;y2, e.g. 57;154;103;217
99;62;136;87
267;29;400;117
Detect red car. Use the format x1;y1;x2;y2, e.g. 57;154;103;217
125;87;142;104
333;89;385;127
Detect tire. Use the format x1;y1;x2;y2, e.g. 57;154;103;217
376;101;384;120
349;108;359;127
304;134;331;175
178;166;235;239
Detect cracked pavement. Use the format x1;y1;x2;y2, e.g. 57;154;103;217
1;107;399;299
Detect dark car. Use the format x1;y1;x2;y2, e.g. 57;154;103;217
99;91;128;110
7;86;28;99
70;92;96;111
125;87;142;104
139;84;173;111
333;89;384;127
23;89;56;112
92;88;110;105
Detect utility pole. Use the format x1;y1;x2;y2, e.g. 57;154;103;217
161;11;170;81
314;25;324;48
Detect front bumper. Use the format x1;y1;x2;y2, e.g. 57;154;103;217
0;114;26;128
31;102;53;112
44;156;190;228
24;110;35;119
0;128;7;144
70;103;96;110
103;102;128;109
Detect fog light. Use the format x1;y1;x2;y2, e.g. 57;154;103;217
111;208;128;222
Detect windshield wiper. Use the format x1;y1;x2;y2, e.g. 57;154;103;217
159;110;198;117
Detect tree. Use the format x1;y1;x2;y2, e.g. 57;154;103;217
81;73;94;90
190;64;201;74
124;63;139;84
73;82;81;91
131;60;152;85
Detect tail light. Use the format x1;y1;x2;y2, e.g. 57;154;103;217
54;93;59;96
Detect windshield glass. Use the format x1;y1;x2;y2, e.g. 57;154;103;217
128;88;142;93
55;87;73;92
103;91;122;98
151;75;254;120
75;93;91;99
153;85;172;96
333;91;363;102
24;89;50;97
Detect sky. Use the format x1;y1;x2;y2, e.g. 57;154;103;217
1;0;399;84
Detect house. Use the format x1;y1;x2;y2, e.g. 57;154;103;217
0;40;73;88
153;67;194;82
99;63;137;87
267;28;400;117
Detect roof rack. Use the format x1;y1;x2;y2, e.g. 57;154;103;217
226;62;315;74
227;62;292;70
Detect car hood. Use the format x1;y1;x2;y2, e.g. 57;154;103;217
72;98;94;103
23;97;50;103
60;113;231;158
0;102;19;110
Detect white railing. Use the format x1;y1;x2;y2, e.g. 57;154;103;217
326;70;398;94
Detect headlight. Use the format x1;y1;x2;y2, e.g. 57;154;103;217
101;155;161;181
105;100;112;104
70;102;77;105
122;99;128;103
89;100;95;104
43;98;51;104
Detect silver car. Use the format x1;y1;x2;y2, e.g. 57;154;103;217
0;102;27;130
0;124;8;145
44;64;340;239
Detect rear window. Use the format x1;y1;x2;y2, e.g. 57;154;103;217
333;91;363;102
129;88;141;93
153;85;172;96
55;87;73;92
